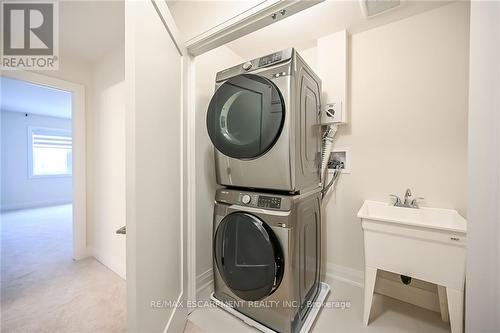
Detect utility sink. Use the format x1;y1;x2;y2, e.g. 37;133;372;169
357;200;466;233
357;200;467;333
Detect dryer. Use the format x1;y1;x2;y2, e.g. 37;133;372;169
212;187;322;333
206;49;322;193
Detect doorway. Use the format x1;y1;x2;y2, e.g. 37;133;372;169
0;74;118;332
1;76;76;251
1;72;86;259
0;72;127;332
1;0;127;331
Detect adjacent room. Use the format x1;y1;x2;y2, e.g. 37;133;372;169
0;76;77;327
0;1;127;331
1;77;73;211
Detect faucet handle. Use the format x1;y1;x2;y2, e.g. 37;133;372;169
410;197;424;208
390;194;402;205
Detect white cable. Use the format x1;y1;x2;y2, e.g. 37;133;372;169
322;165;341;197
320;124;338;197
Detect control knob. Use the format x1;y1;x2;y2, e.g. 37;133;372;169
242;62;252;71
241;194;251;204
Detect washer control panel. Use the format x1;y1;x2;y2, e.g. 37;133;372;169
241;194;251;204
257;195;282;209
237;193;282;209
238;193;258;206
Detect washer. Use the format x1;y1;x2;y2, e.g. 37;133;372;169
212;187;322;333
206;49;322;193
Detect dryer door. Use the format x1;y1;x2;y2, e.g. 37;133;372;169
214;212;284;301
206;74;285;159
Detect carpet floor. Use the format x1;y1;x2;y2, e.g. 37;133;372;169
1;205;126;333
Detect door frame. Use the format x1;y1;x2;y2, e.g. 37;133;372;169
151;0;198;317
125;1;196;329
1;70;87;260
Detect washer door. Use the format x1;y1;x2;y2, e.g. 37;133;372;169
206;74;285;159
214;212;284;301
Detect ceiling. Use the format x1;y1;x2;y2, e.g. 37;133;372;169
58;0;452;64
226;0;452;59
1;77;72;119
59;0;124;64
167;0;453;60
167;0;265;42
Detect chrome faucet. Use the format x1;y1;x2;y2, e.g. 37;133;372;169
403;188;412;206
390;188;423;209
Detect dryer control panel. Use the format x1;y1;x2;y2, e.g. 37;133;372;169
216;49;293;82
258;52;283;67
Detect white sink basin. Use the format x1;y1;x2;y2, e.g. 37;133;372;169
358;200;467;333
357;200;466;233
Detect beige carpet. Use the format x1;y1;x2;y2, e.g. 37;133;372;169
1;205;126;333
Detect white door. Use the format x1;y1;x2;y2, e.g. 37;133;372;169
125;1;187;332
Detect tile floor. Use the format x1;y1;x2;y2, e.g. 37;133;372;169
185;280;451;333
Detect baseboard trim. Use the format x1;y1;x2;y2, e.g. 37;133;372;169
74;246;92;261
1;200;72;212
196;268;213;295
325;263;364;288
89;247;126;280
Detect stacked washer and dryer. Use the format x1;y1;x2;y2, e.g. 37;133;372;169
206;49;330;333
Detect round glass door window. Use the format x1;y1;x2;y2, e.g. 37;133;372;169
214;212;284;301
206;74;285;159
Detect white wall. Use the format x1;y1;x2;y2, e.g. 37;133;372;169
34;42;126;277
1;111;72;210
194;46;243;290
321;0;469;272
34;56;93;92
466;1;500;331
87;45;126;279
193;2;470;309
300;2;469;309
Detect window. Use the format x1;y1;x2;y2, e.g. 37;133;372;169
29;127;72;177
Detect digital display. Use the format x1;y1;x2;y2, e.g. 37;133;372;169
258;52;282;67
257;195;281;209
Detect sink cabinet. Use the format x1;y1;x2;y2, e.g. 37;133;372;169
357;201;467;333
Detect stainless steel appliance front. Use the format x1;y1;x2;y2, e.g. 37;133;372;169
212;187;322;333
206;49;322;193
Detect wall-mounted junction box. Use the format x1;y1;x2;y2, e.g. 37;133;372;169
328;148;350;174
322;98;346;124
